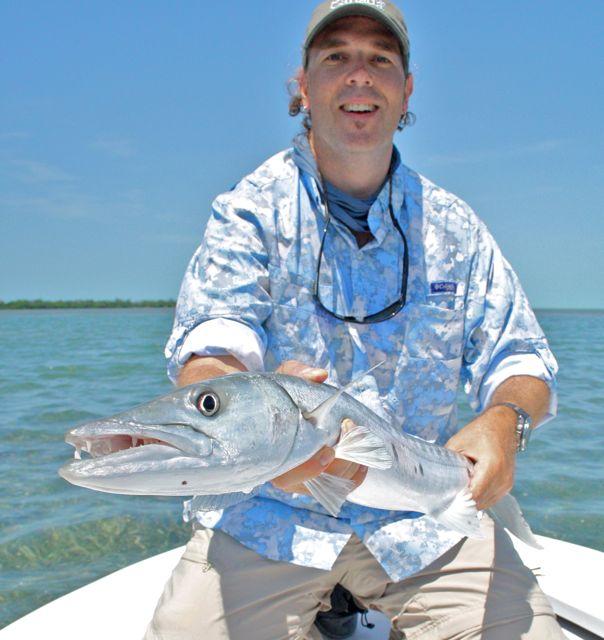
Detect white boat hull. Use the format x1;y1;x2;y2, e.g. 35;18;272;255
1;535;602;639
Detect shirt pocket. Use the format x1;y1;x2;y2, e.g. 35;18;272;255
403;302;464;361
264;266;353;371
392;303;464;440
265;267;323;364
267;266;318;328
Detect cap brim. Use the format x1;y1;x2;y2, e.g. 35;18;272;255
304;6;408;60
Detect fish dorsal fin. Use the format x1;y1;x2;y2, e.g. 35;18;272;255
188;489;259;512
334;424;393;469
302;361;385;428
303;473;356;517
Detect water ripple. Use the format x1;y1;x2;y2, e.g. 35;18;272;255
0;308;602;627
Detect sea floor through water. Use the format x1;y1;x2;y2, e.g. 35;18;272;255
0;308;602;628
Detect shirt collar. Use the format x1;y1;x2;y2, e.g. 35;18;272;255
292;133;407;245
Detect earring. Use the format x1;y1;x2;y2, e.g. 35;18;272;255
398;111;416;131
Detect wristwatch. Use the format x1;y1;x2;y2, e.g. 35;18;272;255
491;402;532;453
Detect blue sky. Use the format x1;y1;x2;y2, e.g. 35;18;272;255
1;1;602;309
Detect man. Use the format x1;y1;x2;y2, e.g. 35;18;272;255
146;2;563;638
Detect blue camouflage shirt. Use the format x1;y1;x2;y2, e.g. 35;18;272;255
165;134;558;581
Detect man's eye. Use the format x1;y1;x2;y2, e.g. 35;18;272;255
326;53;344;62
374;55;391;64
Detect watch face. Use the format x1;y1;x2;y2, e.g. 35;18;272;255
518;420;531;452
494;402;531;452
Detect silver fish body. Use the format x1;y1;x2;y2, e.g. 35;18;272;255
266;374;473;519
59;372;540;547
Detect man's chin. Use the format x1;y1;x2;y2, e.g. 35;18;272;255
311;125;396;156
336;132;393;153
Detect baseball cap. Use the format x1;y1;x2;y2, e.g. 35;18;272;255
303;0;410;70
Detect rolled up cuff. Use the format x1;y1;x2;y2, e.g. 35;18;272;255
178;318;265;372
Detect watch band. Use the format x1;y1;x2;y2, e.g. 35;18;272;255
491;402;532;453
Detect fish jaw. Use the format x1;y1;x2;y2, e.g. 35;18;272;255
59;416;220;495
59;373;306;496
64;418;213;459
59;443;215;495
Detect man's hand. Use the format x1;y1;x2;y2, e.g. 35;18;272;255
446;375;550;510
177;354;246;387
445;405;518;511
270;361;368;495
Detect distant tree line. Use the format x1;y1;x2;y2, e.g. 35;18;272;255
0;299;176;309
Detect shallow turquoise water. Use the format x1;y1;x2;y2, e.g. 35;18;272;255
0;309;602;628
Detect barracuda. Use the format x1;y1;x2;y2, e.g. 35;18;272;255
59;371;540;547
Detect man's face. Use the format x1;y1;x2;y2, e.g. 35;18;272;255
300;16;413;155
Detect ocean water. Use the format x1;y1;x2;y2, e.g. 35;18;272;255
0;308;602;628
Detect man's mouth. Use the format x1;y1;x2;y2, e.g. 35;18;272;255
340;103;379;114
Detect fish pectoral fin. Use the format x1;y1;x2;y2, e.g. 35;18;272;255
189;489;259;512
431;487;483;539
302;361;385;428
303;473;357;517
334;424;393;470
487;494;542;549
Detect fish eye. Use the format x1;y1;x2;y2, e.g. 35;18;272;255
196;392;220;417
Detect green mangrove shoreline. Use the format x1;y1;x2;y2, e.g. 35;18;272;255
0;300;602;312
0;299;176;310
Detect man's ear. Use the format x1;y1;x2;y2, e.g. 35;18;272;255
402;73;414;113
297;68;310;111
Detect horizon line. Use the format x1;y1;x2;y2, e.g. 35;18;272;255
1;299;603;313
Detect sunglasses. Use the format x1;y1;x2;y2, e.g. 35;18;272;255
313;176;409;324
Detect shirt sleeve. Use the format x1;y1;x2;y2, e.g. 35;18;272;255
178;318;265;372
461;219;558;424
165;189;272;383
479;353;558;425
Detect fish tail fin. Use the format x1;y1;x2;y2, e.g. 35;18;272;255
487;494;543;549
433;487;484;539
334;424;393;469
304;473;357;517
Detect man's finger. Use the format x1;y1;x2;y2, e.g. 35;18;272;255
469;462;504;510
276;360;328;383
301;367;329;383
468;462;490;507
350;464;368;488
323;458;358;479
271;446;335;490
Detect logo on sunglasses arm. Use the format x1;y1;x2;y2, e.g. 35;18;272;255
330;0;386;11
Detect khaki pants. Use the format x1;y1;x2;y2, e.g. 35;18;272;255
144;517;563;640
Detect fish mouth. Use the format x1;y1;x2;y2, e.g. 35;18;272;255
59;421;214;493
67;432;180;460
64;419;213;463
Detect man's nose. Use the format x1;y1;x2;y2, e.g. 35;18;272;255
346;57;373;86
